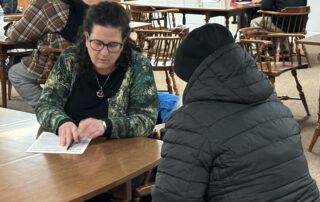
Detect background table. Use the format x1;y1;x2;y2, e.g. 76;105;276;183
0;108;162;201
122;0;260;28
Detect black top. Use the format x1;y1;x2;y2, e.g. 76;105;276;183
261;0;307;11
60;1;89;42
261;0;307;32
62;66;126;137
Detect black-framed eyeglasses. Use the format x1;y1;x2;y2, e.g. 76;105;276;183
89;39;123;53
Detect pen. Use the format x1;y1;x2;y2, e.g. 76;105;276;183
66;139;75;150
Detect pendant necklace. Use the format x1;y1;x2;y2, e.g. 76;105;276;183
95;72;111;98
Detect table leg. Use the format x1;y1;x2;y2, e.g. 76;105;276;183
225;15;230;29
110;181;132;202
0;46;7;108
182;13;186;25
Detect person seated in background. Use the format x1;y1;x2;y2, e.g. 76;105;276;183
0;0;17;14
151;23;320;202
5;0;88;108
250;0;307;32
35;1;158;148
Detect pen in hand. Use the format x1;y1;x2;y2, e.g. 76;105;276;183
66;139;75;150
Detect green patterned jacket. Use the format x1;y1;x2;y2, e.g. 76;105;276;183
35;47;159;138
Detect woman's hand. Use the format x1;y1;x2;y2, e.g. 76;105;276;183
78;118;106;139
58;121;80;146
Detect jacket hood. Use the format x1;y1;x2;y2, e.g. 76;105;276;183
183;43;273;104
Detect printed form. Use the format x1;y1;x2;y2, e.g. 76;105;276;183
26;132;91;154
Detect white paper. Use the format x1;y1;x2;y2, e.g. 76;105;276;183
235;1;252;4
26;132;91;154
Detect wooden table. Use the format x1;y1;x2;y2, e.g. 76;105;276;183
297;34;320;152
130;21;152;29
4;14;23;22
0;108;162;201
122;0;260;28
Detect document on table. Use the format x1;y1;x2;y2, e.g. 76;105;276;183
235;1;252;4
26;132;91;154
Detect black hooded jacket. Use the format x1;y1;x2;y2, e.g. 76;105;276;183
152;43;320;202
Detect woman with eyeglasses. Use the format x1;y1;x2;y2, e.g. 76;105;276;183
35;1;158;148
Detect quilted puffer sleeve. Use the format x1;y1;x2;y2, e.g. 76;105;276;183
152;109;213;202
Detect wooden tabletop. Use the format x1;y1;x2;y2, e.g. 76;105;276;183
122;0;259;12
130;21;152;29
297;34;320;46
0;108;162;202
122;0;260;26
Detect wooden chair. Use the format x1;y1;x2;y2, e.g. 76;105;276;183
37;47;63;84
18;0;31;12
128;5;183;51
257;6;311;67
145;34;186;95
135;25;189;51
239;28;310;116
128;5;179;30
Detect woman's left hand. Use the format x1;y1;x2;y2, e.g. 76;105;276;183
78;118;106;139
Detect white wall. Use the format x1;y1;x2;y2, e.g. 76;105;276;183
306;0;320;35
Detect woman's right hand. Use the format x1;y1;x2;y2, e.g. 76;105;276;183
58;122;80;147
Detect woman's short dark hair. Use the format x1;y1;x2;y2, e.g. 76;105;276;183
76;1;138;76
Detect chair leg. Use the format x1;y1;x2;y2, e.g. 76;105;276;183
132;197;141;202
164;71;173;94
291;69;310;116
268;76;277;95
7;80;12;100
308;122;320;152
168;69;179;96
301;44;312;68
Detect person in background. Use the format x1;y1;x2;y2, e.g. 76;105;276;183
151;23;320;202
250;0;307;32
0;0;17;14
6;0;88;107
35;1;158;148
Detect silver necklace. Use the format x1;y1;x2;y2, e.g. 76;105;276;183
95;73;111;98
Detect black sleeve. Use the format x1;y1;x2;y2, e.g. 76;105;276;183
102;118;113;139
261;0;275;10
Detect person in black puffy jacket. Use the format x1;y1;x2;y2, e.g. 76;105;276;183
151;23;320;202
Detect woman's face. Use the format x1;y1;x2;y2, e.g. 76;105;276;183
85;25;124;75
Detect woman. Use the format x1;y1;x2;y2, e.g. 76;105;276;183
35;1;158;147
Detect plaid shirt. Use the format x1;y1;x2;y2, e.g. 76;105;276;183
6;0;72;77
